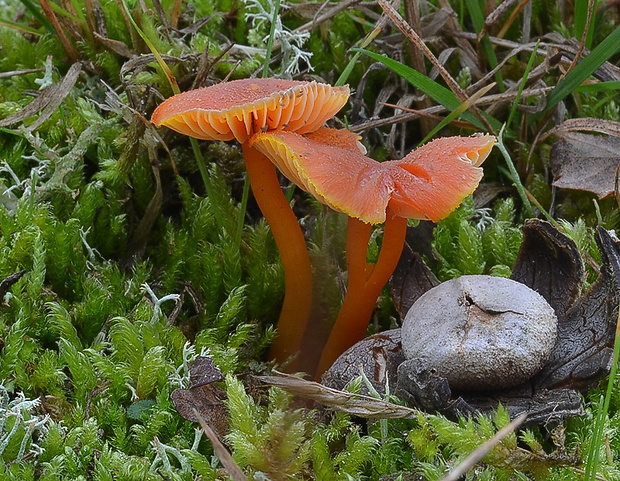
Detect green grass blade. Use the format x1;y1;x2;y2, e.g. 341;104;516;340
536;25;620;118
336;26;382;87
0;17;42;35
506;40;540;129
17;0;53;32
585;310;620;480
357;49;501;130
574;0;589;41
574;81;620;93
418;83;495;146
120;0;179;94
261;0;281;77
496;125;535;218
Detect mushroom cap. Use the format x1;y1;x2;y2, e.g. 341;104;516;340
151;78;350;143
400;275;558;391
248;128;495;223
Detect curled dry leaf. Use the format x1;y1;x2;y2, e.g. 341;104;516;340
170;356;228;438
550;131;620;198
544;117;620;139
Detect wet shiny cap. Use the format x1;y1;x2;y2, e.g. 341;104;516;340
249;128;496;224
151;78;350;143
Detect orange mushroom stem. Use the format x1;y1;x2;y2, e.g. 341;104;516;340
241;144;314;363
249;127;496;376
315;208;408;374
151;79;349;369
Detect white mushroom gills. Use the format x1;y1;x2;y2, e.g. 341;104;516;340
401;275;558;391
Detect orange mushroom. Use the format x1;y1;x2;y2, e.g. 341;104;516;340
248;127;496;376
151;79;350;366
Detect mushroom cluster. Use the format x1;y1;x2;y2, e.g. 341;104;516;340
323;219;620;425
152;78;495;377
152;79;350;369
249;127;495;375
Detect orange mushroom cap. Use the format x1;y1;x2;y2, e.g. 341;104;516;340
151;78;350;144
248;128;496;223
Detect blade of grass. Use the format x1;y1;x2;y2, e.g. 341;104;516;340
574;0;597;48
357;49;501;131
584;308;620;480
496;124;535;218
335;25;382;87
418;82;496;146
506;40;540;129
574;0;589;40
0;17;43;35
119;0;179;94
524;189;557;226
535;25;620;120
19;0;53;31
235;176;251;249
261;0;280;77
574;81;620;93
564;0;595;81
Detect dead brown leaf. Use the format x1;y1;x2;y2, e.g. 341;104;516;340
93;32;135;58
259;371;420;419
170;356;229;438
550;131;620;198
0;62;81;130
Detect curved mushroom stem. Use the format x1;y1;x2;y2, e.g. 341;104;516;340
315;207;408;377
242;143;314;367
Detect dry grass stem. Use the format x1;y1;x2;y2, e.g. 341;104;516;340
192;408;248;481
259;371;420;419
439;413;527;481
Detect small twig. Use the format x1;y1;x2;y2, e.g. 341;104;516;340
439;413;527;481
0;68;45;79
351;86;554;132
293;0;362;37
192;408;248;481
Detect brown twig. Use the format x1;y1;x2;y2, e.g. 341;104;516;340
498;0;532;38
192;408;248;481
351;85;554;132
38;0;80;62
439;413;527;481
